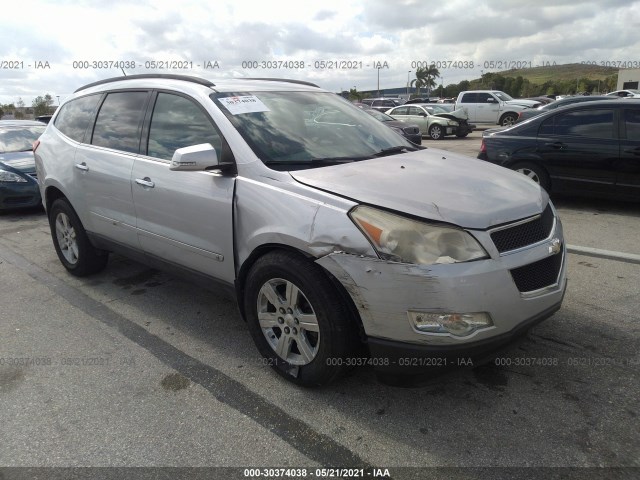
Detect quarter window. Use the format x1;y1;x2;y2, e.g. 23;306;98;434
91;91;149;153
147;93;222;161
54;94;101;143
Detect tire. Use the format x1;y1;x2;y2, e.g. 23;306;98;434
244;250;356;387
428;124;444;140
511;162;551;191
48;199;109;276
500;113;518;126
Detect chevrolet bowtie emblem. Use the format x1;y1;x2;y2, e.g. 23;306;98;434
548;238;561;255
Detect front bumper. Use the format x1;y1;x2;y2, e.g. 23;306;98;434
0;179;41;210
316;213;567;373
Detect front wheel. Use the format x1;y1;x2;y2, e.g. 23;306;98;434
48;199;109;276
244;251;356;387
428;124;444;140
500;113;518;126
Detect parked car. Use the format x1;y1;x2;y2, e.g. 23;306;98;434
385;104;461;140
363;108;422;144
420;104;476;137
35;114;54;124
454;90;541;126
0;120;46;210
360;97;406;112
35;74;566;386
516;95;616;123
605;89;640;98
478;99;640;201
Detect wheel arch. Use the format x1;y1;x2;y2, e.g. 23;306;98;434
235;244;366;343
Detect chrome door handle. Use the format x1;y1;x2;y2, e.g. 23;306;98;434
75;162;89;171
135;177;155;188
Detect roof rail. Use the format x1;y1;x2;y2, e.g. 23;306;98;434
236;78;320;88
74;74;215;93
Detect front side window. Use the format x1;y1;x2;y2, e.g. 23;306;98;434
625;109;640;141
147;93;222;161
54;94;101;143
91;91;149;153
212;91;418;170
477;93;493;103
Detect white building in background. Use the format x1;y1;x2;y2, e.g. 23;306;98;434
617;69;640;90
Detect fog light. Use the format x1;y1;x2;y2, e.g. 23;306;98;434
408;311;493;337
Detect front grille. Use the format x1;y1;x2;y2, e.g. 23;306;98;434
491;205;554;253
510;251;563;293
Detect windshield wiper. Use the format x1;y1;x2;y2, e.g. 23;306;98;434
374;146;412;157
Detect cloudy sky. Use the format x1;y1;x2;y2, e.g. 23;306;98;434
1;0;639;105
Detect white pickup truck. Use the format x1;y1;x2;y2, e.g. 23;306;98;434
454;90;541;126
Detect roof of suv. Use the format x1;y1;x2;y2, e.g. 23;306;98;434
75;74;321;94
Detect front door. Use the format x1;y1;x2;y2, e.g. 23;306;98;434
131;92;236;283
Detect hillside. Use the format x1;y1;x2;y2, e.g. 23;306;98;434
493;63;618;84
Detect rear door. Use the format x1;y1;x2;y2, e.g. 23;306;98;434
616;106;640;200
537;107;618;195
131;91;236;283
75;90;150;247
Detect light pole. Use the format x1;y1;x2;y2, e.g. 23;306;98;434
377;67;380;96
407;70;411;96
56;95;60;105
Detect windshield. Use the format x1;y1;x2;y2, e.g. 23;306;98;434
365;109;394;122
0;126;45;153
493;91;514;101
212;91;417;169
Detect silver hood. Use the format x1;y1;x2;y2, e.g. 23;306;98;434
290;149;548;230
505;99;539;108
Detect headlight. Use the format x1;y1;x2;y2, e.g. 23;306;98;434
0;170;27;183
447;120;459;126
350;206;488;265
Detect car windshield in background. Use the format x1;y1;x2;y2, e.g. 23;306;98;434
494;92;514;101
0;126;45;153
212;91;417;169
364;109;395;122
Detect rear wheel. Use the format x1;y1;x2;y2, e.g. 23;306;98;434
49;199;109;276
244;251;356;387
511;162;550;191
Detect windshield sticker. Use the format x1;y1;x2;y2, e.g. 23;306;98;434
219;95;270;114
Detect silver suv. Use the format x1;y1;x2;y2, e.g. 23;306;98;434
35;74;566;386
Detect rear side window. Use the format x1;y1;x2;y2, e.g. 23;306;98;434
553;109;614;139
146;93;222;161
54;94;101;142
460;93;477;103
91;91;149;153
391;106;409;115
625;109;640;141
408;107;423;115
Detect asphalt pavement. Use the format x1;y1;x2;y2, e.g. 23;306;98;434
1;135;638;479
